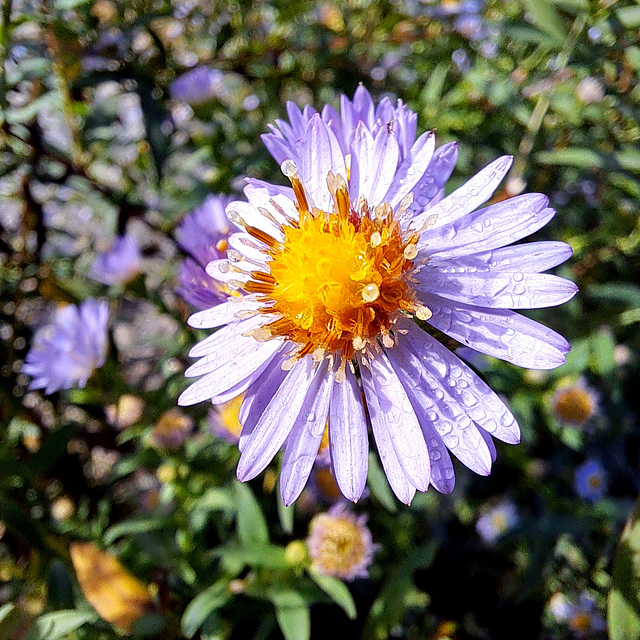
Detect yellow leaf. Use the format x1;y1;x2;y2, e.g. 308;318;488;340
70;542;153;633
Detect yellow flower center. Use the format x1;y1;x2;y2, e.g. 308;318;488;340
239;172;429;372
570;612;592;632
311;514;366;577
554;387;594;425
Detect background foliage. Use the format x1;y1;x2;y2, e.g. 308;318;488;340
1;0;640;638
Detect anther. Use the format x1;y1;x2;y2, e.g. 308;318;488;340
374;202;392;221
352;336;366;350
370;231;382;248
227;279;244;291
361;283;380;303
227;249;243;262
415;305;432;321
227;210;246;227
403;244;418;260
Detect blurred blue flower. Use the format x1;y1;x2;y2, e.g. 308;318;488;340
475;500;519;543
22;299;109;394
574;459;608;503
89;234;142;286
549;591;606;637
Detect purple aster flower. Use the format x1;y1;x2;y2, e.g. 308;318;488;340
22;299;109;394
169;66;225;105
574;459;607;503
208;394;244;444
179;87;577;506
307;504;378;581
89;234;142;286
475;499;519;543
175;194;234;310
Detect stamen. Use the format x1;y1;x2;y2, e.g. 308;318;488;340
370;232;382;248
415;305;432;321
361;283;380;303
245;225;279;248
374;202;392;221
281;159;298;177
403;244;418;260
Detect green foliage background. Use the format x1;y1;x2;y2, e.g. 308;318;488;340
1;0;640;638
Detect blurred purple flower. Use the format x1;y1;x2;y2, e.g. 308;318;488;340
476;499;519;543
90;234;142;286
574;459;607;503
179;87;576;506
307;504;378;581
170;66;225;105
175;194;233;310
22;299;109;394
208;394;244;444
550;591;606;637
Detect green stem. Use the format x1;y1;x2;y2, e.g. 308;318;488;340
0;0;13;116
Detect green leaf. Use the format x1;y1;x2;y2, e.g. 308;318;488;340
364;542;437;639
54;0;92;8
560;338;590;376
608;495;640;640
235;482;269;546
590;330;616;377
617;6;640;28
216;544;288;570
420;62;449;106
103;515;169;544
589;283;640;308
309;571;357;620
0;604;15;624
25;611;97;640
367;453;397;512
269;589;310;640
181;581;230;639
520;0;567;42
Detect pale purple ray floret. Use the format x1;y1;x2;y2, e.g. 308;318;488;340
89;234;142;286
175;194;233;310
178;86;577;506
22;299;109;395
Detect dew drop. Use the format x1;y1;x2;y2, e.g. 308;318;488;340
281;159;297;177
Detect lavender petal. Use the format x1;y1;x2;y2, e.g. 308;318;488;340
364;350;431;492
237;356;315;481
280;359;334;506
415;270;579;309
421;292;570;369
329;367;369;502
